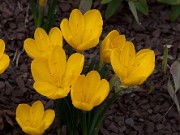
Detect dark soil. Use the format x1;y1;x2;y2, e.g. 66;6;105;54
0;0;180;135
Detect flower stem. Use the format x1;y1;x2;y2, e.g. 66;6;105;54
82;111;88;135
37;6;43;27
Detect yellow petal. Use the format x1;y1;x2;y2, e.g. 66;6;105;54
127;49;155;85
111;48;125;79
71;75;85;105
83;9;103;43
48;46;66;85
48;87;70;99
111;35;126;49
101;30;119;51
82;71;101;103
22;126;44;135
33;81;58;99
24;38;40;59
69;9;84;46
16;104;31;128
91;79;110;106
101;49;112;63
63;53;84;86
30;101;44;127
0;54;10;74
0;39;5;58
73;102;94;111
77;38;98;52
60;19;74;48
42;109;55;129
120;41;135;68
34;28;50;51
122;76;147;86
31;58;52;82
49;27;63;48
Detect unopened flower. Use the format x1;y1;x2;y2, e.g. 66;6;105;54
24;27;62;59
31;46;84;99
16;100;55;135
71;71;110;111
60;9;103;52
101;30;126;63
111;41;155;86
0;39;10;74
39;0;47;7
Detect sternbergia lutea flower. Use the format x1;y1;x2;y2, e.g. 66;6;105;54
24;27;62;59
101;30;126;63
60;9;103;52
71;71;110;111
111;41;155;86
0;39;10;74
31;46;84;99
16;100;55;135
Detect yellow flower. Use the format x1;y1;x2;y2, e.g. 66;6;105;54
16;100;55;135
0;39;10;74
101;30;126;63
60;9;103;52
111;41;155;86
24;27;62;59
31;46;84;99
39;0;47;7
71;71;110;111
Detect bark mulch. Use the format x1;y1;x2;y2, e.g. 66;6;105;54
0;0;180;134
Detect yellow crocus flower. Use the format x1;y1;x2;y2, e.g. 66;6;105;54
24;27;62;59
71;71;110;111
16;100;55;135
31;46;84;99
111;41;155;86
60;9;103;52
0;39;10;74
39;0;47;7
101;30;126;63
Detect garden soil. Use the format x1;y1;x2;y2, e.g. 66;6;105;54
0;0;180;134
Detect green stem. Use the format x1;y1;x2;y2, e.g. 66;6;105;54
37;6;43;27
82;111;88;135
90;86;124;135
29;0;38;27
55;99;63;135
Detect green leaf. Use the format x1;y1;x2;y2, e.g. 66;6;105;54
157;0;180;5
167;80;180;114
79;0;93;14
170;5;180;22
134;0;148;16
105;0;123;19
162;45;168;74
128;1;140;24
101;0;113;4
170;61;180;93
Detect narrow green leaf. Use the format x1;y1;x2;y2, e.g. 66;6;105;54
162;45;168;74
157;0;180;5
29;0;38;27
167;80;180;114
101;0;113;4
128;1;140;24
44;0;58;32
170;61;180;93
105;0;123;19
79;0;93;14
134;0;149;16
170;5;180;22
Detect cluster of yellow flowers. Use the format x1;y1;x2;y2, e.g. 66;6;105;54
14;9;155;135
